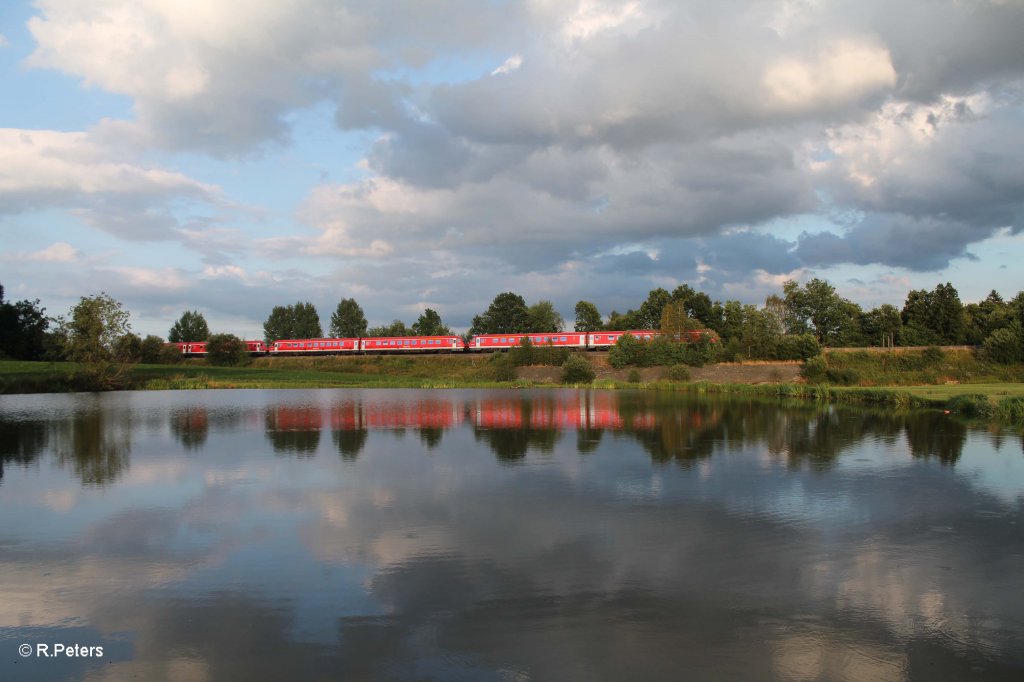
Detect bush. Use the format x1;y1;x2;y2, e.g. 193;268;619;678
206;333;249;367
627;369;641;383
140;335;165;363
666;364;690;381
489;352;517;381
561;354;595;384
922;346;946;365
157;344;183;364
982;323;1023;364
948;394;994;418
824;368;860;386
801;357;828;383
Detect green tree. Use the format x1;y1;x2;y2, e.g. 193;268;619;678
114;333;142;361
527;300;564;332
411;308;452;336
207;333;249;366
140;335;165;363
901;283;966;345
470;292;530;335
366;320;411;337
659;300;692;341
167;310;210;342
0;286;49;360
573;300;603;332
292;302;322;338
639;288;671;329
63;293;134;389
263;302;323;342
864;304;902;347
783;278;851;345
330;298;367;337
982;321;1023;364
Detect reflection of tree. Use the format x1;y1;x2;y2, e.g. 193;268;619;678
169;407;209;450
906;413;967;464
576;427;603;454
472;427;561;463
0;418;48;481
55;407;131;485
418;427;444;449
265;407;321;457
333;429;368;461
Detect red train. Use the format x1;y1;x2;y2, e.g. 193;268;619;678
165;329;715;357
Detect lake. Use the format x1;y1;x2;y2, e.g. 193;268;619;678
1;388;1022;681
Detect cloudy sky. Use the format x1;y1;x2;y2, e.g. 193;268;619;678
2;0;1023;338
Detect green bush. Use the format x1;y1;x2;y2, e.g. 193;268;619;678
666;364;690;381
206;333;250;367
982;323;1023;364
922;346;946;365
800;357;828;383
488;352;517;381
157;343;184;364
627;369;641;383
561;354;595;384
140;335;165;363
948;394;994;418
824;368;860;386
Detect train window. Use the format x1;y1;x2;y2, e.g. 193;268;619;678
561;336;567;342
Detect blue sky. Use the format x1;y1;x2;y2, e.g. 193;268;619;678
1;0;1023;338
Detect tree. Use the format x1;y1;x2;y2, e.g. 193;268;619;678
366;320;411;337
527;300;563;333
140;335;165;363
638;288;671;329
263;302;323;342
63;293;134;389
207;333;249;366
0;287;49;360
168;310;209;342
901;283;966;345
411;308;452;336
114;333;142;361
330;298;367;338
469;292;530;335
783;278;851;345
659;301;692;341
864;304;901;347
574;301;603;332
292;302;322;338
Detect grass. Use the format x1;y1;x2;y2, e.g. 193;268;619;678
4;353;1024;426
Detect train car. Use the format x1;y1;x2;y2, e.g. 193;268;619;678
468;332;587;351
183;341;208;355
246;340;268;354
360;335;466;353
585;330;656;349
270;338;359;355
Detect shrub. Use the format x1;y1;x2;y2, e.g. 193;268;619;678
824;368;860;386
982;322;1023;364
948;394;994;418
922;346;946;365
666;364;690;381
561;354;595;384
157;344;184;364
627;369;641;383
206;333;249;367
800;357;828;383
140;335;165;363
489;352;517;381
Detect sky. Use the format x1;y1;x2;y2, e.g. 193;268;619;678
1;0;1023;339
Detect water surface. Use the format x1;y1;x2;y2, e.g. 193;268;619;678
1;389;1022;681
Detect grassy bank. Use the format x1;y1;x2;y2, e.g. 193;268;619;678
3;353;1023;425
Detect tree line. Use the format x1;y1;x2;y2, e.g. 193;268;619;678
2;278;1023;378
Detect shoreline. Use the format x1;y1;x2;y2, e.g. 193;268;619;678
2;358;1023;426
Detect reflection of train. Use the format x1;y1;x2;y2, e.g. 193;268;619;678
166;329;715;357
263;393;661;432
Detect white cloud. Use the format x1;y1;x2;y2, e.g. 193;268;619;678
24;242;78;262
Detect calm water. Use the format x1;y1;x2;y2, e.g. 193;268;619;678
1;389;1022;682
